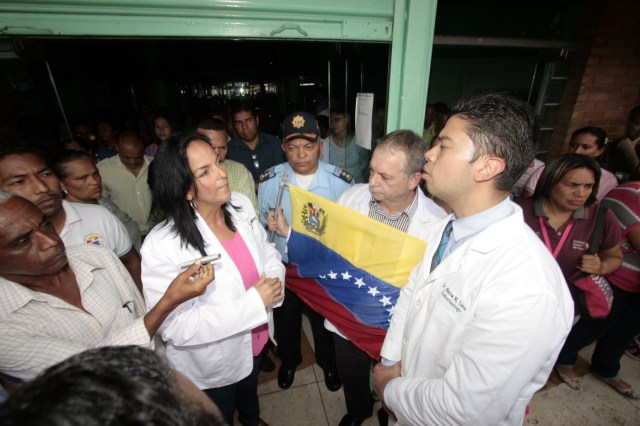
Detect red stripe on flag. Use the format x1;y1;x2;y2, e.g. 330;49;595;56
285;263;387;360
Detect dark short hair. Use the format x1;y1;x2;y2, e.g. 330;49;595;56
376;130;426;177
533;153;601;206
0;146;44;163
52;149;94;181
571;126;607;148
230;100;257;118
450;92;539;191
195;118;227;133
0;346;226;426
152;132;237;255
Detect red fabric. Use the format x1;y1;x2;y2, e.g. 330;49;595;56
285;263;386;361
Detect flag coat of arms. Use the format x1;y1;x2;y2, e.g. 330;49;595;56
285;185;427;360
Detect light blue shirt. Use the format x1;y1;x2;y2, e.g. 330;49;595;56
442;196;516;262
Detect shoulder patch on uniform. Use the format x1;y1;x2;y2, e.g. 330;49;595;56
259;167;277;183
332;167;353;183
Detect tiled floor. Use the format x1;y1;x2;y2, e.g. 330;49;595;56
254;316;640;426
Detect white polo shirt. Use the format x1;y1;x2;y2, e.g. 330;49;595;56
60;200;132;257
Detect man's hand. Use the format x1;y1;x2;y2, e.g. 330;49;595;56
373;362;401;419
144;261;214;337
163;261;214;308
267;206;290;237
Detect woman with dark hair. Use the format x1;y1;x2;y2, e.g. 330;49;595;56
522;127;618;200
146;112;179;157
141;132;284;426
53;149;142;250
516;154;623;392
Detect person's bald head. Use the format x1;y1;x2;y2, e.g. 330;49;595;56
116;131;146;174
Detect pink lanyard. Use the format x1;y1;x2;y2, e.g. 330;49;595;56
538;217;574;259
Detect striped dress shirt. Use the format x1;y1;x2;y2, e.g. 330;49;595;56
367;191;419;233
225;159;259;215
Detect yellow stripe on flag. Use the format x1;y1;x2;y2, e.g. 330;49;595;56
289;185;427;288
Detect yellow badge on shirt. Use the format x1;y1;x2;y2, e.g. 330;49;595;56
85;234;105;247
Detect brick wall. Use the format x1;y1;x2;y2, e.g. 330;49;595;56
549;0;640;157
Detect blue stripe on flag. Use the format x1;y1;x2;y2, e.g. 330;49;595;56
289;230;399;329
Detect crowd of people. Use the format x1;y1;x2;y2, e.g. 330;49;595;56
0;94;638;426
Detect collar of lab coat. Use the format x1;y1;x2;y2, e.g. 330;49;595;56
427;203;525;281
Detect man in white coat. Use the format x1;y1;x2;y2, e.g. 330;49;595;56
269;130;447;426
373;93;574;426
331;130;446;426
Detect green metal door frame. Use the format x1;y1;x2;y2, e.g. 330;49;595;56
0;0;436;133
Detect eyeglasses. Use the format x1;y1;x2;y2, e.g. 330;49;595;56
251;154;260;170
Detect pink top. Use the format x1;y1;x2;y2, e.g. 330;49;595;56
145;143;159;157
523;165;618;201
221;232;268;356
512;159;544;197
602;182;640;293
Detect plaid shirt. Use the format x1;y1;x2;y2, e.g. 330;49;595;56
226;159;259;215
0;245;154;381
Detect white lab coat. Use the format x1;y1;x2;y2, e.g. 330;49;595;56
381;203;574;426
142;193;285;389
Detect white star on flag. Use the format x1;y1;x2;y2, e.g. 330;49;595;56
319;275;326;279
341;271;352;280
379;295;392;306
387;306;395;315
367;286;380;297
327;271;338;279
354;277;365;288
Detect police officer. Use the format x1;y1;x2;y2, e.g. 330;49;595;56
258;111;353;391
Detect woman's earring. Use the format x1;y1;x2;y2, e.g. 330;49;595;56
190;200;197;211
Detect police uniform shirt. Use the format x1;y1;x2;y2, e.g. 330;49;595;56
257;161;353;262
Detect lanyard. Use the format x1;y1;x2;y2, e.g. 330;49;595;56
539;217;574;259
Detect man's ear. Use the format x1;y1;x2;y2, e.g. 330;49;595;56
407;171;422;190
475;156;505;183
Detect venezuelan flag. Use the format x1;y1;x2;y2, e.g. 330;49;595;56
286;185;427;360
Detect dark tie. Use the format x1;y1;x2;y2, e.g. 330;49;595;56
430;220;453;272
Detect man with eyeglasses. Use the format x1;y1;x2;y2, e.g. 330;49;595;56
227;100;285;187
195;118;259;215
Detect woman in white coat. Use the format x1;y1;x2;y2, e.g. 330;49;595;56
141;132;285;426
